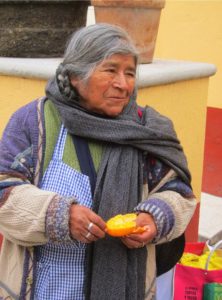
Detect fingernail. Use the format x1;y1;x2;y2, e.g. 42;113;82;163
144;225;151;231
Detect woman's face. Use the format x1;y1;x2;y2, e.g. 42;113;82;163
71;54;136;117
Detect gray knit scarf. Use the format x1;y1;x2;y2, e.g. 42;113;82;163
46;77;191;300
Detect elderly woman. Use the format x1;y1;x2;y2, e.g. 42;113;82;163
0;23;196;299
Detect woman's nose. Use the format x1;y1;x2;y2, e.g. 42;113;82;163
113;73;128;90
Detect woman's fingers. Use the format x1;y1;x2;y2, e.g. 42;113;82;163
79;230;98;244
121;229;151;249
136;212;157;240
69;206;158;248
121;212;158;249
69;204;106;242
121;237;145;249
87;221;106;239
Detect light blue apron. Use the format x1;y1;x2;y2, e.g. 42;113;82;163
34;124;92;300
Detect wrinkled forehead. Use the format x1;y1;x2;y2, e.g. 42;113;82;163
97;53;137;70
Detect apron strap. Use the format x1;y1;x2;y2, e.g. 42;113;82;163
72;135;97;196
52;124;67;160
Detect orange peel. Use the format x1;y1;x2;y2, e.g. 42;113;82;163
106;213;146;237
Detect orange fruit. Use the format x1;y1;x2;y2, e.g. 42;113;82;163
106;213;146;237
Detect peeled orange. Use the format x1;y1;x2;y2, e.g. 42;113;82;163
106;213;146;237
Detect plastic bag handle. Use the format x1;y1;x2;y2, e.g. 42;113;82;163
205;240;222;270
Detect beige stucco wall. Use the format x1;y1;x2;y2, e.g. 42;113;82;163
0;76;45;134
155;0;222;108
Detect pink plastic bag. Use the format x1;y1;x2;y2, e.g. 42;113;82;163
173;264;222;300
173;241;222;300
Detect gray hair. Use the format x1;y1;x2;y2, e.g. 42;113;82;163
56;23;138;100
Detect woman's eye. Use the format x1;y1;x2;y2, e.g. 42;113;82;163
106;69;116;73
126;72;136;78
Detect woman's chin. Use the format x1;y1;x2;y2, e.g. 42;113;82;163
98;104;128;117
102;108;124;117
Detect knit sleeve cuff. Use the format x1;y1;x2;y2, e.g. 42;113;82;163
134;198;175;242
46;195;78;242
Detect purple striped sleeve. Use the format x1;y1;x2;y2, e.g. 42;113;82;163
46;196;78;243
134;198;175;241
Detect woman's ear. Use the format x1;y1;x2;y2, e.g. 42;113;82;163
70;77;80;89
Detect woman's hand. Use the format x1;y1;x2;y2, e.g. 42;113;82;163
121;212;157;249
69;204;106;243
